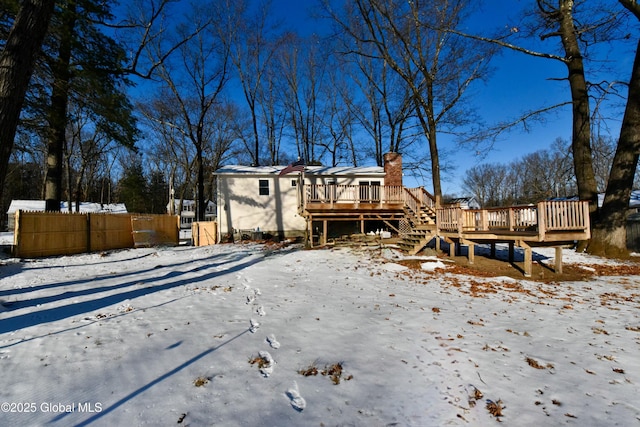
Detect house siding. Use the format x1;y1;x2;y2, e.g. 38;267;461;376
217;174;306;239
215;166;386;240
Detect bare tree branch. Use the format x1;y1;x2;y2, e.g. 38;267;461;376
446;28;567;62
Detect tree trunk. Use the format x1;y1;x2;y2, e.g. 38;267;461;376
45;1;76;212
589;38;640;258
0;0;56;218
558;0;598;210
413;89;442;199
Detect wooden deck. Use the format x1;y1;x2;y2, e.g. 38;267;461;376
300;184;436;241
299;184;591;277
436;201;591;277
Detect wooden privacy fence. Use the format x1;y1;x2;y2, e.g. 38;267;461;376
13;210;179;258
192;221;218;246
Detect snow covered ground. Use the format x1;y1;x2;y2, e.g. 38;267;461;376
0;240;639;426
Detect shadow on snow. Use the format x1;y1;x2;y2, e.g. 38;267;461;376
0;250;264;335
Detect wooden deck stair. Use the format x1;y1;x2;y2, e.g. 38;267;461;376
398;189;438;255
397;224;437;255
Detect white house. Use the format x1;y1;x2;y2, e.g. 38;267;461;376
215;154;403;242
445;196;481;210
6;200;127;231
167;199;216;229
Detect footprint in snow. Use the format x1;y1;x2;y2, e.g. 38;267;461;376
259;351;275;377
286;383;306;411
250;319;260;333
246;289;261;304
266;334;280;349
256;306;266;316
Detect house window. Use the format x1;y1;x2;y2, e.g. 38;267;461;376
291;179;297;187
259;179;269;195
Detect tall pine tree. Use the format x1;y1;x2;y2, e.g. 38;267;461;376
37;0;137;211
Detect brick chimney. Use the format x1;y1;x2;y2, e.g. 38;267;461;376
383;152;402;186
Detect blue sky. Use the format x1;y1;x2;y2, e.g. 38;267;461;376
284;0;637;195
267;1;635;195
123;1;632;195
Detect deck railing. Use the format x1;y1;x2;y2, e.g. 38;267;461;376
304;184;406;205
437;200;590;237
300;185;589;240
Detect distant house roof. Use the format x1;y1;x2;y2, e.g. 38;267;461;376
599;191;640;208
445;196;480;209
215;165;385;176
7;200;127;214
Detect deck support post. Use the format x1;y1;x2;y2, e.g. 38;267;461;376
519;241;532;278
322;220;328;246
463;239;475;264
490;243;496;259
555;246;563;274
445;237;455;257
508;242;515;263
307;217;313;248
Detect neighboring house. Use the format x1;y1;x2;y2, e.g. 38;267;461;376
444;196;481;210
553;192;640;215
6;200;127;231
167;199;216;229
597;191;640;214
215;153;405;242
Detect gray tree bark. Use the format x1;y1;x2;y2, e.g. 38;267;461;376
0;0;56;219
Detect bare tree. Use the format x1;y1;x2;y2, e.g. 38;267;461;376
589;0;640;257
340;31;415;166
140;93;197;213
63;103;124;212
228;0;283;166
257;61;288;165
447;1;628;218
537;1;600;208
319;63;357;167
591;136;616;192
278;33;329;164
463;163;507;207
325;0;494;200
141;1;234;221
463;139;577;206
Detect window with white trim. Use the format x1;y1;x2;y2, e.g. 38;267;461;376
259;179;269;195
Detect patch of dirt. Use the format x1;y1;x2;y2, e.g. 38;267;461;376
298;362;353;385
397;253;640;282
